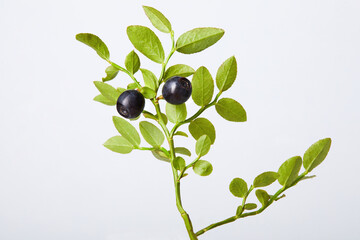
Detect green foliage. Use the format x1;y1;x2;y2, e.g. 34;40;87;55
163;64;195;81
253;171;279;188
174;156;186;171
193;160;213;176
125;50;140;74
113;116;141;147
188;118;216;144
216;56;237;91
244;203;257;210
278;156;302;187
140;68;158;90
174;131;188;137
303;138;331;172
229;178;248;198
127;25;165;63
139;121;164;148
76;33;110;60
215;98;247;122
175;147;192;157
152;149;170;162
93;94;116;106
176;27;225;54
140;87;156;99
255;189;270;206
166;103;187;123
103;136;133;154
236;206;243;216
195;135;211;157
191;66;214;106
143;6;172;33
102;65;119;82
127;82;138;90
93;81;120;103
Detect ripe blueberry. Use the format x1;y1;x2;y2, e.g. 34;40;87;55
162;76;192;105
116;90;145;119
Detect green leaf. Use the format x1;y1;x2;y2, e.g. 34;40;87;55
140;87;156;99
244;203;257;210
215;98;247;122
175;147;191;157
140;68;158;90
193;160;213;176
236;205;243;216
188;118;216;144
75;33;110;60
195;135;211;157
117;88;126;94
112;116;141;147
216;56;237;91
93;81;120;102
176;28;225;54
166;103;187;124
174;131;188;137
102;65;119;82
143;6;172;33
163;64;195;81
255;189;270;207
253;171;279;188
303;138;332;172
143;111;157;120
155;113;168;125
191;66;214;106
125;50;140;74
229;178;248;198
173;156;185;171
127;25;165;64
139;121;164;148
127;82;138;90
152;150;170;162
278;156;302;187
93;94;116;106
103;136;133;154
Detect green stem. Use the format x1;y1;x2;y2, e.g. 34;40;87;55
158;30;176;84
109;61;142;89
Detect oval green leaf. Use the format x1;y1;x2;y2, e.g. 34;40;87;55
236;205;243;217
278;156;302;187
176;27;225;54
175;147;191;157
215;98;247;122
102;65;119;82
152;150;170;162
174;131;188;137
140;68;158;90
93;94;116;106
216;56;237;91
166;103;187;124
229;178;248;198
125;50;140;74
188;118;216;144
193;160;213;176
103;136;133;154
192;66;214;106
143;6;172;33
173;156;185;171
127;82;138;90
155;113;168;125
76;33;110;60
139;121;164;148
112;116;141;147
255;189;270;206
127;25;165;63
163;64;195;81
140;87;156;99
93;81;120;103
253;171;279;188
303;138;332;172
244;203;257;210
195;135;211;157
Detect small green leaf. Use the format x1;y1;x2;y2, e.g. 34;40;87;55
229;178;248;198
127;25;165;63
112;116;141;147
93;94;116;106
175;147;191;157
155;113;168;125
188;118;216;144
152;150;170;162
102;65;119;82
253;171;279;188
75;33;110;60
173;156;185;171
174;131;188;137
139;121;164;148
278;156;302;187
303;138;332;172
117;88;126;94
195;135;211;157
127;82;138;90
166;103;187;124
215;98;247;122
163;64;195;81
143;6;172;33
125;50;140;74
244;203;257;210
255;189;270;207
176;28;225;54
192;66;214;106
236;205;243;216
216;56;237;91
140;87;156;99
93;81;120;102
193;160;213;176
140;68;158;90
143;111;157;120
103;136;133;154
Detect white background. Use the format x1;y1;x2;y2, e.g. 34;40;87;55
1;0;359;239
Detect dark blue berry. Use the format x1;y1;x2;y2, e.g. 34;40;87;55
162;76;192;105
116;90;145;119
